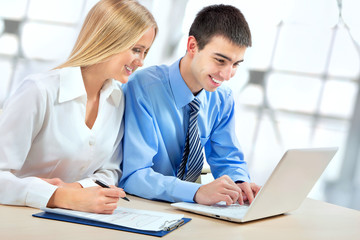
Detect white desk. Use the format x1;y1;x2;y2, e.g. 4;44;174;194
1;196;359;240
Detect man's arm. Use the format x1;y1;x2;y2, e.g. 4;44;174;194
205;90;260;204
205;90;250;181
120;80;200;202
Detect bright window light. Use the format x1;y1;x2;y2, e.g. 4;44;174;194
21;22;77;60
273;25;333;73
319;80;358;118
0;34;18;55
0;0;28;20
267;73;323;113
328;27;360;78
27;0;84;24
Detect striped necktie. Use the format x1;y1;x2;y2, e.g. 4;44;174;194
177;98;204;182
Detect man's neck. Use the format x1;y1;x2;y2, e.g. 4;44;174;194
179;55;201;95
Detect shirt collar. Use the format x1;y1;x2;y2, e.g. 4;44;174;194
101;78;123;107
58;67;122;107
59;67;87;103
169;58;206;109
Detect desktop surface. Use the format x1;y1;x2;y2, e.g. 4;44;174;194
1;195;359;240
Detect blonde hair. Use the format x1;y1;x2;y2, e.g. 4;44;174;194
56;0;157;69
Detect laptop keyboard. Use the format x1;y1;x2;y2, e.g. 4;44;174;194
195;202;250;218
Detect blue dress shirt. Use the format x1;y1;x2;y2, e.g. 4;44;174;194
120;58;250;203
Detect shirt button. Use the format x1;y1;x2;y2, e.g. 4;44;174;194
89;135;96;146
79;166;86;177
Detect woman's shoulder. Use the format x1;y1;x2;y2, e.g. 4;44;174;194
20;68;64;97
24;68;61;84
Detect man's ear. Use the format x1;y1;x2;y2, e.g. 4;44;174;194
186;36;198;57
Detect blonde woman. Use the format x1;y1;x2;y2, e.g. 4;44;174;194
0;0;157;214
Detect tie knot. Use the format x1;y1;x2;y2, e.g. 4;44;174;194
189;98;200;113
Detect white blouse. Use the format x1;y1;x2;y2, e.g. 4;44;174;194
0;67;124;209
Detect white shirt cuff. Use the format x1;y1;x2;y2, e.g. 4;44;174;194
26;178;58;209
77;178;97;188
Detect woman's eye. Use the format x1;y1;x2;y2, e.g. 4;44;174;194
132;48;141;53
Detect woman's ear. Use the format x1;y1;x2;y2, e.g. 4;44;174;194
186;36;198;57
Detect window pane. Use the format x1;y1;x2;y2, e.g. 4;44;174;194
0;34;18;55
282;0;338;27
21;22;77;60
27;0;84;24
277;112;313;148
267;73;323;113
238;84;263;106
328;28;360;78
0;0;28;20
312;119;348;179
319;80;358;118
273;25;333;73
342;0;360;28
246;26;278;70
0;18;4;34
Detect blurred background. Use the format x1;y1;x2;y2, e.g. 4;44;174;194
0;0;359;210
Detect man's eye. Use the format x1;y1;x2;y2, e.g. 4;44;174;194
215;58;225;64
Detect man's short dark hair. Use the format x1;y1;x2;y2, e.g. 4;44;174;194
189;4;252;50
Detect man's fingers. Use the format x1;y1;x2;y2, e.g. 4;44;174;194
237;182;263;204
239;183;255;204
218;176;246;204
220;189;240;204
253;183;261;196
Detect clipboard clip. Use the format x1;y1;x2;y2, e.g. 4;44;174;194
162;219;185;231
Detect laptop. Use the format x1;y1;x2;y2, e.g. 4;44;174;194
171;147;338;223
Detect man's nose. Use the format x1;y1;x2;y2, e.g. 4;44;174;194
219;65;233;81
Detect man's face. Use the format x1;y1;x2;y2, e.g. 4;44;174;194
187;35;247;94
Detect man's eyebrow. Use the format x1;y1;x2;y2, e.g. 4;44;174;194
214;53;232;61
214;53;244;64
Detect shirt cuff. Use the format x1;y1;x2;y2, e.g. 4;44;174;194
77;178;98;188
172;180;201;202
26;178;58;209
235;180;245;184
230;173;250;183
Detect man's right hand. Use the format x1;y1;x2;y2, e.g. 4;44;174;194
193;175;242;205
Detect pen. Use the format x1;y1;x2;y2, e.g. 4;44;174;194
94;179;130;202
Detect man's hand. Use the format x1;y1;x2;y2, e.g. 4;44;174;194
194;175;241;205
236;182;261;204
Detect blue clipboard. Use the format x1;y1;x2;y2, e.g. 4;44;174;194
33;211;191;237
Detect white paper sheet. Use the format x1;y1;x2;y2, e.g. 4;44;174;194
42;206;184;231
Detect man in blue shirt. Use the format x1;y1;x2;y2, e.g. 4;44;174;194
120;4;261;206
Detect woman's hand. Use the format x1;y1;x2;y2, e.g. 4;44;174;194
40;177;82;188
47;186;126;214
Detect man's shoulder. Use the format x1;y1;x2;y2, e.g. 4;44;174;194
128;64;169;87
208;84;233;101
